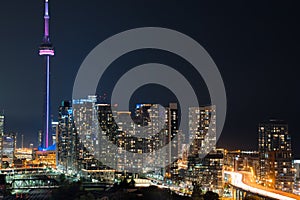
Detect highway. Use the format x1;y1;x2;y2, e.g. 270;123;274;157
146;175;192;196
225;171;300;200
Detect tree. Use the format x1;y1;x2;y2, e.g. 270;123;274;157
191;182;203;200
129;176;136;188
120;177;129;188
203;191;219;200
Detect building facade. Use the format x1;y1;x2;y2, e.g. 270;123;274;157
96;103;118;170
186;105;223;193
72;95;99;169
0;115;4;168
187;149;224;194
258;119;294;192
96;103;180;175
2;133;16;167
165;103;180;179
133;103;179;176
189;105;216;156
57;101;79;174
223;150;260;177
72;96;98;155
293;160;300;195
51;121;58;146
37;130;43;148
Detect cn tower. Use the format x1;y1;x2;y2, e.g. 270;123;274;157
39;0;54;149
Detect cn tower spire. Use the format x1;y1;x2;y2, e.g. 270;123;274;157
44;0;50;40
40;0;53;52
39;0;54;149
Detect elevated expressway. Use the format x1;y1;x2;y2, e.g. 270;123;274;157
224;171;300;200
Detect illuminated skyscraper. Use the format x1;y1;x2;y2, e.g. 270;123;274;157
0;115;4;168
37;130;43;148
2;133;16;167
188;105;216;156
72;95;99;160
186;105;223;193
293;160;300;195
134;103;179;175
165;103;179;179
57;101;79;174
115;111;136;172
39;0;55;148
51;121;58;145
0;115;3;136
96;103;179;174
96;104;118;169
188;149;223;193
134;103;166;173
258;119;294;192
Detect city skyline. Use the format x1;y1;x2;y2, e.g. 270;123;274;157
0;1;299;157
0;1;299;199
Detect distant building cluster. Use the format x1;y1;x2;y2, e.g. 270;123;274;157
56;97;183;174
0;115;58;170
1;98;300;197
53;95;223;193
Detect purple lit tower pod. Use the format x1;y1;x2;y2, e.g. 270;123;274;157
39;0;54;149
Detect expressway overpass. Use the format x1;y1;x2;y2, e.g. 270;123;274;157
0;167;60;194
224;171;300;200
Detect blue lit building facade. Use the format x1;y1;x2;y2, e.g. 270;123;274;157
57;101;79;174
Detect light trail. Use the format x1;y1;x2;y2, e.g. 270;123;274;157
225;171;299;200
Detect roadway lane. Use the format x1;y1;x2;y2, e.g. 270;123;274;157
225;171;300;200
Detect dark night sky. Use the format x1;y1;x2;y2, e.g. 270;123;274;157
0;1;299;157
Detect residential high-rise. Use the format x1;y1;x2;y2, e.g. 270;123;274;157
72;95;99;161
134;103;179;176
134;103;166;174
96;103;148;172
96;104;118;169
189;105;216;156
0;115;3;135
293;160;300;195
258;119;294;192
0;115;4;168
39;0;55;149
2;133;16;167
186;105;223;193
37;130;43;148
115;111;137;172
57;101;79;174
165;103;179;179
187;149;224;194
51;121;58;145
96;103;179;174
223;150;259;174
